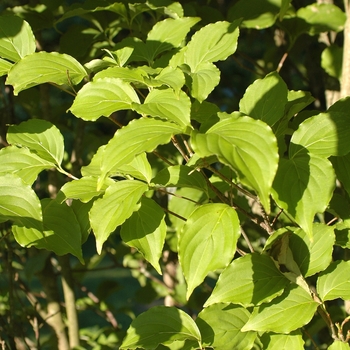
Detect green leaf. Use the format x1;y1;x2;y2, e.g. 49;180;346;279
114;152;153;183
120;306;201;349
188;61;221;102
133;89;191;127
290;109;350;158
317;260;350;302
7;119;65;165
70;200;93;244
228;0;282;29
98;118;184;184
321;45;342;80
0;58;12;76
6;52;87;95
0;174;43;231
240;72;288;126
152;165;208;194
272;154;335;237
332;153;350;198
260;330;305;350
242;284;318;333
0;146;54;184
93;66;147;85
178;203;240;299
90;180;148;254
0;15;35;62
297;4;346;35
191;114;279;211
290;224;335;277
58;176;115;203
184;20;240;71
328;341;350;350
151;66;185;95
69;77;140;121
146;17;201;60
284;90;315;121
205;253;289;307
196;304;257;350
121;197;166;274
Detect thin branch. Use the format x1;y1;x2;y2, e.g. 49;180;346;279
156;187;201;204
276;52;289;73
240;227;255;253
162;207;187;221
172;136;189;162
152;151;176;166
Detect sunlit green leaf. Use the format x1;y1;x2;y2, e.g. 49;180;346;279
152;165;208;194
0;174;43;230
290;106;350;158
0;15;35;62
0;146;54;184
0;58;12;76
69;77;140;121
228;0;282;29
290;224;334;277
70;200;93;244
321;45;342;80
284;90;315;121
93;66;147;85
317;260;350;302
272;154;335;237
99;118;184;185
7;119;65;165
260;330;305;350
242;284;318;333
179;203;240;299
121;197;166;274
151;66;185;94
6;52;87;95
185;21;240;71
328;341;350;350
58;176;115;203
197;304;257;350
192;114;279;211
297;3;346;35
90;180;148;254
120;306;201;349
133;89;191;127
205;253;289;307
240;72;288;126
189;61;220;102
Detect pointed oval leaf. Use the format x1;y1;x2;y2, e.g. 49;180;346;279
317;260;350;302
240;72;288;126
189;61;221;102
328;341;350;350
114;152;153;183
93;66;147;85
197;304;257;350
120;306;201;350
242;284;318;333
0;173;43;225
260;330;305;350
0;58;12;76
152;66;185;94
185;21;240;71
69;77;140;121
146;17;201;59
297;3;346;35
121;197;166;274
6;52;87;95
99;118;184;182
134;89;191;127
205;253;289;307
7;119;65;165
58;176;115;203
290;223;335;277
191;115;279;211
0;146;54;184
71;200;93;244
179;203;240;299
0;15;35;62
272;154;335;238
90;180;148;254
39;199;83;263
321;45;342;80
152;165;208;194
228;0;282;29
290;98;350;158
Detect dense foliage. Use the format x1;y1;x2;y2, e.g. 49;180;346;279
1;0;350;349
